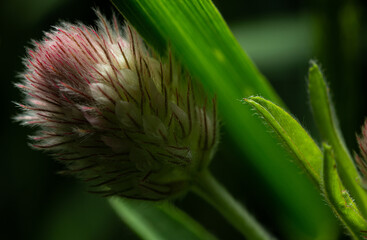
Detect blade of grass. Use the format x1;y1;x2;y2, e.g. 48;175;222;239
111;0;336;237
109;197;217;240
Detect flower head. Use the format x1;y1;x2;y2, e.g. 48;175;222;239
16;12;219;200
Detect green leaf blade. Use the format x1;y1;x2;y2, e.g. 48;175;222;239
245;96;323;185
109;197;217;240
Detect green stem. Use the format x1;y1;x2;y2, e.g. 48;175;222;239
322;144;367;240
308;63;367;218
192;170;274;240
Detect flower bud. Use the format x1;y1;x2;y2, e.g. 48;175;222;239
16;12;219;200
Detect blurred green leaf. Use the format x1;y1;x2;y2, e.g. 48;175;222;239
111;0;336;238
39;190;117;240
109;197;217;240
231;15;312;71
322;144;367;240
3;0;70;26
308;61;367;217
244;96;322;185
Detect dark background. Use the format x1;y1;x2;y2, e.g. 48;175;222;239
1;0;367;239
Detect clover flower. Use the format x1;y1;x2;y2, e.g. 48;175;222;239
16;12;219;200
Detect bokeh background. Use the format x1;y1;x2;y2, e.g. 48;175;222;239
1;0;367;239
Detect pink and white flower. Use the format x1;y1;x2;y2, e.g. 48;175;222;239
16;12;218;200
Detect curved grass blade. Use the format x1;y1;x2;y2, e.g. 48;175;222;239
244;96;322;185
109;197;217;240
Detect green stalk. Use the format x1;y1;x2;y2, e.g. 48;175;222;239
322;144;367;240
308;62;367;218
193;171;274;240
